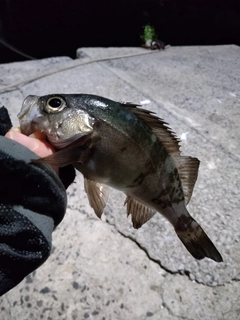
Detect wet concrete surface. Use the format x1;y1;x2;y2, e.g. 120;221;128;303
0;45;239;319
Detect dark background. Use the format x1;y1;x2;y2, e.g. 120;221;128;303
0;0;239;63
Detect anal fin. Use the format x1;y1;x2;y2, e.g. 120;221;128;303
84;178;109;218
124;196;156;229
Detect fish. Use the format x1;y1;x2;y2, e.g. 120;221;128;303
18;94;223;262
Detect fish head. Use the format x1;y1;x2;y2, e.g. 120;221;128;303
18;94;95;147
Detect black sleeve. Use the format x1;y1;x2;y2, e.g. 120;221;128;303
0;106;75;296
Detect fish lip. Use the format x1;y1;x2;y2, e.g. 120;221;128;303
18;95;40;135
18;95;39;119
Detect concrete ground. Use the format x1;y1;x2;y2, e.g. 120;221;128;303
0;45;239;319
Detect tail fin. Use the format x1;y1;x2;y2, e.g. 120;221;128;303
175;216;223;262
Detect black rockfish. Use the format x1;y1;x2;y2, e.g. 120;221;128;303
18;94;222;262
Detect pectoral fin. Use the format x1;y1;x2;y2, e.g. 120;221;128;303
52;132;92;149
124;196;156;229
32;132;93;167
84;178;110;218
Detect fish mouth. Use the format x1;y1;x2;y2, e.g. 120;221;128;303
18;95;41;135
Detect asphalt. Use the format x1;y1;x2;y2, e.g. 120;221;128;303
0;45;239;320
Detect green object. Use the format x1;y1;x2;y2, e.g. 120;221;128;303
140;24;157;43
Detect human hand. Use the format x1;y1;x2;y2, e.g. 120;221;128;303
0;126;68;297
5;127;55;157
5;127;58;173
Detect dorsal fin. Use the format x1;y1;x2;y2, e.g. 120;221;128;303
124;196;156;229
122;103;200;204
122;103;181;155
173;156;200;204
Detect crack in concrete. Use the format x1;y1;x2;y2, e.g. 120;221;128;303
106;218;174;275
106;218;227;288
162;287;196;320
160;291;176;318
156;284;195;320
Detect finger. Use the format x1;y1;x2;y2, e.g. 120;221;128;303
6;130;39;151
29;130;47;140
7;126;21;133
5;130;55;157
5;130;59;174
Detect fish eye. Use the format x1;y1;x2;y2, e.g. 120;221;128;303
46;96;66;113
49;98;62;108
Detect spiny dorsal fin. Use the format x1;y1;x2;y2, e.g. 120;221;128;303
122;103;200;204
124;196;156;229
122;103;181;155
173;156;200;204
84;178;110;218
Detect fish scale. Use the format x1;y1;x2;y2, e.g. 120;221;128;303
18;93;223;263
